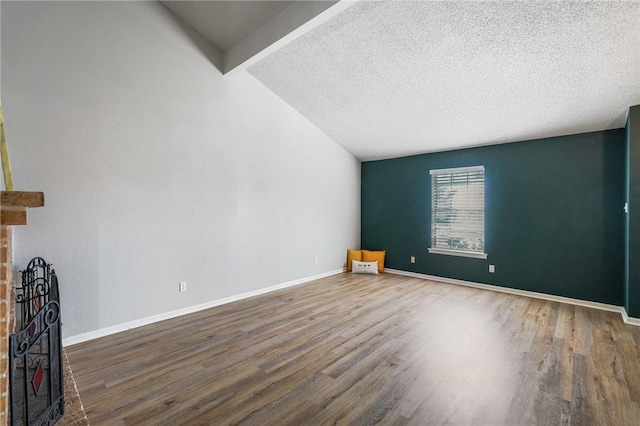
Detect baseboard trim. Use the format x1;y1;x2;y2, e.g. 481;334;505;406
63;267;639;346
62;268;345;346
621;309;640;326
386;268;639;326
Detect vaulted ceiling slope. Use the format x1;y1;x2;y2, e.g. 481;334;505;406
164;1;640;161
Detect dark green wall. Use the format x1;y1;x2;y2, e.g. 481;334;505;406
362;130;625;306
624;114;631;313
627;106;640;316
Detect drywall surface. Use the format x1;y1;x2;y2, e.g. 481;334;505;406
2;1;360;338
362;130;625;305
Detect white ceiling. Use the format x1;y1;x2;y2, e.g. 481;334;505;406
164;1;640;161
161;1;293;52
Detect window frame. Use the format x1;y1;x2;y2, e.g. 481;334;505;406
428;165;487;260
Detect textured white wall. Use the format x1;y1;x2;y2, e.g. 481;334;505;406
1;1;360;339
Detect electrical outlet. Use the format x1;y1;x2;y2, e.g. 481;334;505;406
314;256;318;264
179;281;187;292
489;265;495;273
410;256;416;264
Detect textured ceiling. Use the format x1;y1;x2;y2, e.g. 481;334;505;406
161;1;292;52
247;1;640;160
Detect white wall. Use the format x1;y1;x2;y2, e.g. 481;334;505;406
1;1;360;339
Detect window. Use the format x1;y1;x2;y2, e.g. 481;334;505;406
429;165;487;259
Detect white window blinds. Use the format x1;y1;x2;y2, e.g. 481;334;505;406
430;166;485;256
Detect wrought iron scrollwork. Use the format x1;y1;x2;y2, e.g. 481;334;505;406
11;302;60;358
10;257;64;426
16;257;52;330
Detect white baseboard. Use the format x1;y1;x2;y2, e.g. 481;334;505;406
62;268;345;346
386;268;639;326
63;267;639;346
621;308;640;326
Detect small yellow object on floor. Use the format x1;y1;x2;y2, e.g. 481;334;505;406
346;249;363;272
363;250;385;272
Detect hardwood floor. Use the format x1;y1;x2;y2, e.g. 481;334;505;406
65;273;640;425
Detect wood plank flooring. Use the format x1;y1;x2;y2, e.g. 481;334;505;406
65;273;640;425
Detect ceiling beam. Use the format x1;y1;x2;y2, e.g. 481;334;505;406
223;0;359;76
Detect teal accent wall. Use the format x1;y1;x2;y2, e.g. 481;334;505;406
627;106;640;316
625;114;631;313
362;130;625;306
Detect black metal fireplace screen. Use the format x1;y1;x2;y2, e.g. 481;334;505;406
9;257;64;425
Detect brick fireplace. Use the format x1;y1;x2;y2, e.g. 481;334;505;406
1;191;89;425
1;191;45;424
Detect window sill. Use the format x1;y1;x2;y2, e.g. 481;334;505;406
428;248;488;259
